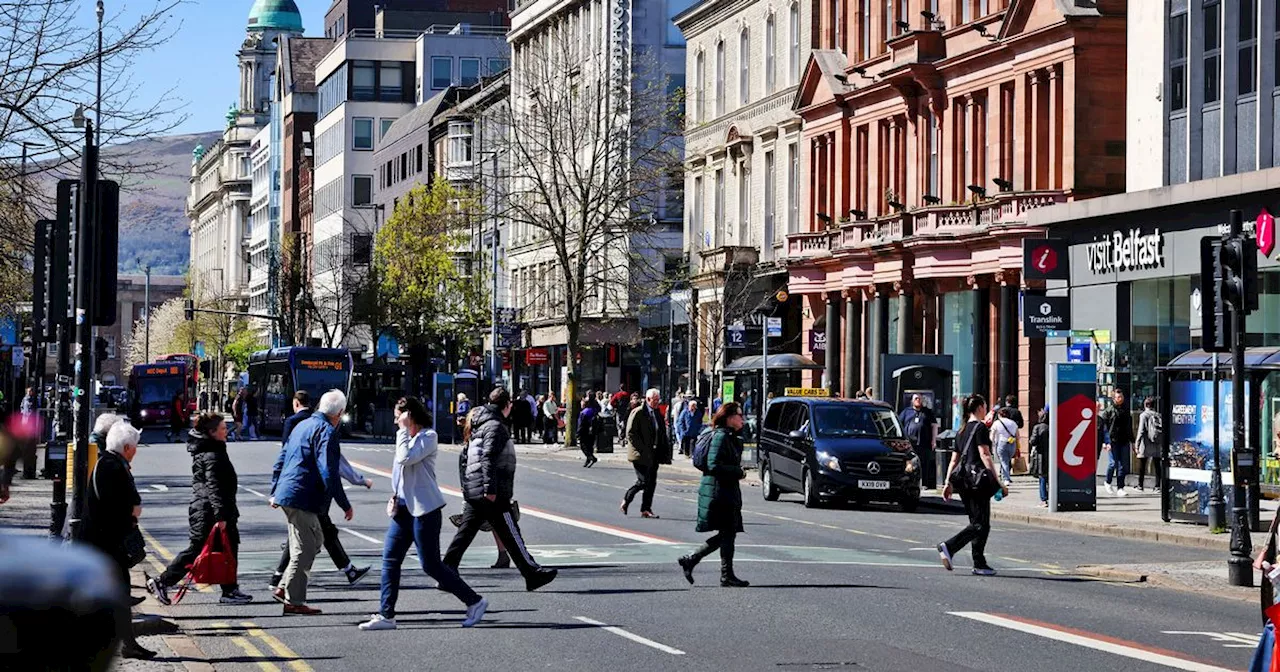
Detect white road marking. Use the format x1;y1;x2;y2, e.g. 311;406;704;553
241;486;268;498
950;612;1237;672
1162;631;1260;648
347;460;678;546
148;484;169;492
339;527;384;545
573;616;686;655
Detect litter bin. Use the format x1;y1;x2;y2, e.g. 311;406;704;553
935;429;957;490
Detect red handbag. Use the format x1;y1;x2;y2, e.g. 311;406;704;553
172;522;237;603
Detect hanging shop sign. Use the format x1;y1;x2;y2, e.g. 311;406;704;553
1022;238;1070;281
1086;228;1166;274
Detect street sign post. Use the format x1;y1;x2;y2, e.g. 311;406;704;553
1047;362;1098;512
766;317;782;338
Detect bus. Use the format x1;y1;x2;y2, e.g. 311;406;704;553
128;362;189;427
247;347;354;435
158;353;199;413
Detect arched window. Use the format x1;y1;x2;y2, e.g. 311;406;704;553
765;14;777;93
715;40;725;117
789;2;800;84
739;28;751;105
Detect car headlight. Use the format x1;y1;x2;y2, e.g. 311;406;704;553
816;450;840;472
140;409;148;418
341;413;351;424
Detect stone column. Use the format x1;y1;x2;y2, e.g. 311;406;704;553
1047;64;1061;190
896;280;913;354
1029;69;1046;190
970;276;989;401
843;290;861;397
873;289;890;397
824;292;840;393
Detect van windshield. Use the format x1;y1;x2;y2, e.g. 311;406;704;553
812;405;903;439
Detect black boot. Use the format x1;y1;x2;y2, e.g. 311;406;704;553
121;640;157;660
677;556;697;585
720;544;748;587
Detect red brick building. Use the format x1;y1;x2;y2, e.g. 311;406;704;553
785;0;1126;428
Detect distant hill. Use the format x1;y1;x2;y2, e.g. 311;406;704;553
107;131;221;276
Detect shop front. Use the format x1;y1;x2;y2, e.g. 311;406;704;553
1033;169;1280;488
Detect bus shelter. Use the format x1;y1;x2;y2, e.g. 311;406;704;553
724;353;824;461
1156;347;1280;527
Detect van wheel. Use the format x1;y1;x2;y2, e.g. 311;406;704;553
761;460;780;501
802;468;821;509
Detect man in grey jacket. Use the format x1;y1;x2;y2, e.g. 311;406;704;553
443;387;558;592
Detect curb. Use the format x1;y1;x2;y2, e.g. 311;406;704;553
1074;564;1258;604
917;497;1233;550
129;567;213;671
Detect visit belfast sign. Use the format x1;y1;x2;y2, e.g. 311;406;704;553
1085;228;1166;274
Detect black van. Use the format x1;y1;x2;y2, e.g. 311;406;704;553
758;398;922;511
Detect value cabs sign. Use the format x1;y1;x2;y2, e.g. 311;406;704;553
784;387;830;398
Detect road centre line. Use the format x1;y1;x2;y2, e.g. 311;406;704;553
213;623;279;672
347;460;679;546
573;616;686;655
240;622;312;672
949;612;1238;672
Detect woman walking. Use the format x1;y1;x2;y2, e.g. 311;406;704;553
937;394;1006;576
1029;409;1050;507
578;397;599;468
360;397;487;630
147;413;251;605
82;422;155;659
677;402;749;587
990;406;1019;486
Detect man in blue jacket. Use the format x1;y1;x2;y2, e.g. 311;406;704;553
677;400;703;457
270;389;354;615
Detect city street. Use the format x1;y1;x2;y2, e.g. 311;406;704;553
128;431;1259;672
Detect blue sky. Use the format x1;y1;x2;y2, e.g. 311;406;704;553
118;0;332;135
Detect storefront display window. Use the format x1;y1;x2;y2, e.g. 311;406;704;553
942;291;977;431
1245;271;1280;347
1129;277;1192;404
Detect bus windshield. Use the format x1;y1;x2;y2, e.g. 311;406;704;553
294;358;349;398
137;375;185;406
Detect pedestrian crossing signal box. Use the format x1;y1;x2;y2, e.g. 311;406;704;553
65;441;98;492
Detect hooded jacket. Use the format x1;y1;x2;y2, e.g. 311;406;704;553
187;430;239;536
459;404;517;501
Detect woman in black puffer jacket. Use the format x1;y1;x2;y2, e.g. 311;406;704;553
147;413;252;605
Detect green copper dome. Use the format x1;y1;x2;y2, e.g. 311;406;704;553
247;0;304;33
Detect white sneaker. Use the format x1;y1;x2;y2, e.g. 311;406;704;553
359;614;396;631
1106;483;1117;495
1117;488;1128;497
462;597;488;628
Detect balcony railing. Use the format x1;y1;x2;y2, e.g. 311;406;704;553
784;232;832;259
698;245;759;274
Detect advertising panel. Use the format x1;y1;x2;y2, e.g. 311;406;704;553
1048;362;1098;512
1167;380;1247;521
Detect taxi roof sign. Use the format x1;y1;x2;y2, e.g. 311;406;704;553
784;387;830;397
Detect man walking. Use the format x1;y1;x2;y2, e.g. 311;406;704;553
443;387;558;591
269;391;372;592
898;394;937;489
1102;389;1133;496
677;400;703;457
621;389;672;518
269;389;354;615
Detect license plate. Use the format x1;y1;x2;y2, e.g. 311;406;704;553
858;480;890;490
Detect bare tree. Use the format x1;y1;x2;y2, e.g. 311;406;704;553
494;27;683;441
690;261;763;400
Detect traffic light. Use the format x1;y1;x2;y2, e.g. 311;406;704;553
32;219;48;344
47;181;75;341
91;181;119;327
94;336;108;366
1200;237;1231;353
199;360;211;378
184;299;195;321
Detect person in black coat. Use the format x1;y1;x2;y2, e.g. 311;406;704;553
1029;409;1050;507
146;413;252;605
80;422;154;660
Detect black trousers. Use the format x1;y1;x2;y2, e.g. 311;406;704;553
160;520;239;593
1137;456;1161;490
623;462;660;512
690;530;736;567
942;491;991;568
680;436;695;456
275;512;351;575
542;421;558;444
579;433;595;460
443;498;543;578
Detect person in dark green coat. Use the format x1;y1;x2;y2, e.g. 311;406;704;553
678;402;749;587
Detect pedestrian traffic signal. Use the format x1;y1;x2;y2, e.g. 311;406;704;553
1200;236;1232;353
1217;235;1259;314
184;299;194;321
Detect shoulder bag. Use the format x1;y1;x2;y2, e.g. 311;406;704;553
947;422;1000;499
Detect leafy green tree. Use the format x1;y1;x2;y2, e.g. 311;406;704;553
374;178;488;372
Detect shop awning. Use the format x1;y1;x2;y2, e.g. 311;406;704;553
1158;347;1280;372
723;353;824;372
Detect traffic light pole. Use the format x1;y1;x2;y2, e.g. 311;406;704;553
68;119;97;541
1226;211;1253;587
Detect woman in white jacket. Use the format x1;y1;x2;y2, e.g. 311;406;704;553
990;407;1020;487
360;397;487;631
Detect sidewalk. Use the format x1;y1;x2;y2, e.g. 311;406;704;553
0;478;205;671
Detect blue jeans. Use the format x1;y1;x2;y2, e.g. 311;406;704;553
996;441;1016;484
1106;443;1130;487
1038;476;1048;503
380;505;480;619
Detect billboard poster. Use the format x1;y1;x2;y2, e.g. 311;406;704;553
1167;380;1247;520
1048;362;1098;512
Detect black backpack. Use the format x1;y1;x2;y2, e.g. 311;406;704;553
692;429;715;473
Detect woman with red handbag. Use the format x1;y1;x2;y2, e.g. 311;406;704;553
937;394;1007;577
147;413;251;606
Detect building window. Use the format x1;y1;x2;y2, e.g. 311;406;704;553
695;51;705;121
416;144;424;173
447;121;474;167
787;142;798;234
925;109;939;201
764;150;776;250
432;57;452;89
381;62;403;101
738;160;750;243
489;58;509;74
460;57;481;87
692;175;704;249
352;61;376;100
830;0;841;49
1203;0;1221;104
714;168;725;247
1238;0;1257;96
715;41;725;117
765;15;776;94
961;0;972;24
789;2;800;84
317;64;347;119
1170;12;1188;111
739;29;750;105
353;118;373;151
380;118;396;140
354;175;373;206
